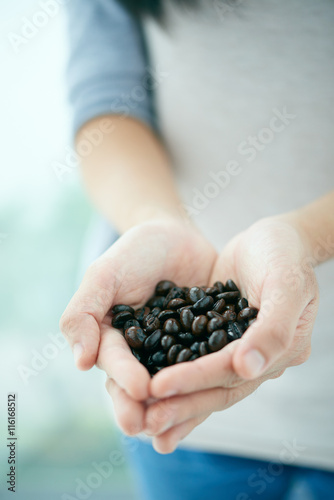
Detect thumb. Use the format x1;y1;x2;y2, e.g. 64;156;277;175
232;276;303;379
60;261;116;370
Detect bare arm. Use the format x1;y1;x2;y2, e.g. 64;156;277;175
76;115;186;232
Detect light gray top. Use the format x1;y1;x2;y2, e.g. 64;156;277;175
66;0;334;469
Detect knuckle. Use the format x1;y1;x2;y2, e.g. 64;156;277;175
216;388;230;409
222;372;243;388
271;323;291;352
268;368;286;380
147;400;177;431
116;410;137;436
229;385;246;406
59;312;74;338
291;346;312;366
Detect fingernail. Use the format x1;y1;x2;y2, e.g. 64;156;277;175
73;343;83;365
243;349;265;378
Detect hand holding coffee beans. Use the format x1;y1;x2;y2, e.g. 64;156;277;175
111;280;258;376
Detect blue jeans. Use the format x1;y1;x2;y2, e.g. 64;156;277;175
124;438;334;500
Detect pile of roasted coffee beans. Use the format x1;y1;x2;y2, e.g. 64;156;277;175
111;280;258;376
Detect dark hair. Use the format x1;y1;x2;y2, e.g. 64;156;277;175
117;0;197;20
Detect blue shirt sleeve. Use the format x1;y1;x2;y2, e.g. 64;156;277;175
65;0;155;137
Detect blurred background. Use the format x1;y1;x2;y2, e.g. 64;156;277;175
0;1;137;498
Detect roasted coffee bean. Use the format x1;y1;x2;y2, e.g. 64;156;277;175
213;281;224;293
237;307;258;321
237;298;248;312
119;278;258;373
125;326;146;349
163;318;181;335
232;322;244;338
207;310;223;320
163;286;185;307
167;344;184;365
225;279;239;292
143;315;160;333
189;354;199;361
226;322;242;341
199;341;209;356
208;330;227;352
178;332;196;346
212;298;226;313
236;320;247;334
180;308;195;331
216;291;240;302
112;311;133;328
192;315;208;336
134;306;150;322
192;295;214;314
175;348;193;363
161;335;176;351
167;298;187;310
144;329;163;351
158;309;178;322
146;295;165;309
151;307;162;317
150;350;167;366
190;341;201;354
178;305;193;314
222;310;237;322
112;304;134;315
207;316;225;334
225;304;235;312
202;287;220;297
131;350;142;362
186;286;206;304
155;280;176;296
123;318;141;330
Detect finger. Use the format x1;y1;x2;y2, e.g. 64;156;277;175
97;324;151;401
145;379;262;436
106;379;145;435
150;340;242;399
60;258;118;370
232;274;308;380
152;415;209;454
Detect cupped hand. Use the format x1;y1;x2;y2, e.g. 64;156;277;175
146;216;319;453
60;218;217;431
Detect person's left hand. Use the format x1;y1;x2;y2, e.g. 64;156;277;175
145;216;319;453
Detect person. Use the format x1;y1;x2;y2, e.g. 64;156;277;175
60;1;334;498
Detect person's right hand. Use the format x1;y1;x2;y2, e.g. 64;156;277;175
60;218;217;434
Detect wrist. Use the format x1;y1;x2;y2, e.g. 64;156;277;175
119;203;192;233
275;209;332;267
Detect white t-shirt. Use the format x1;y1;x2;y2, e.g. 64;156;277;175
142;0;334;469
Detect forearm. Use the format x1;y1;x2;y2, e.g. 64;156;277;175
282;190;334;264
76;115;186;233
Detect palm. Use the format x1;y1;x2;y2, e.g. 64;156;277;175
101;219;217;311
210;218;319;370
94;219;217;394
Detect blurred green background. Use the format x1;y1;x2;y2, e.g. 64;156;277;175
0;1;137;498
